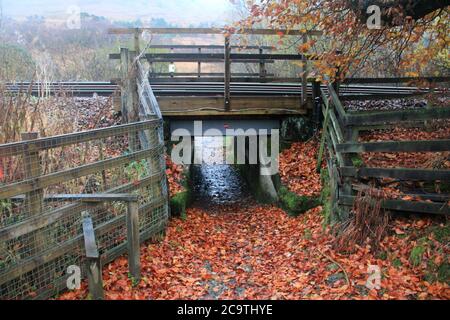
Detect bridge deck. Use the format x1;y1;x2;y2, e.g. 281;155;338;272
6;81;435;117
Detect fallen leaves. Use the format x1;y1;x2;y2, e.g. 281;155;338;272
166;156;184;197
57;135;449;301
58;203;449;301
279;139;323;197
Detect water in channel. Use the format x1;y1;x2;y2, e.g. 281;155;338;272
191;137;251;206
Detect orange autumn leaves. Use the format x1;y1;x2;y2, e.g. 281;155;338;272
279;139;323;197
57;138;448;301
165;156;184;197
59;204;449;300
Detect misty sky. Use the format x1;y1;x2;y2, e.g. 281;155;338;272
1;0;234;25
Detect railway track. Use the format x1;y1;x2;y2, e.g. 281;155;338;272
5;81;434;99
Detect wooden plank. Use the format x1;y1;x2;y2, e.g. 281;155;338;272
0;120;159;157
339;195;449;215
142;52;308;61
340;167;450;181
82;213;99;259
259;48;266;79
148;44;274;50
108;27;323;36
126;201;141;281
151;72;274;77
85;256;104;300
326;83;347;121
148;77;301;83
325;126;344;167
0;146;163;199
317;96;332;172
352;184;450;202
10;194;138;203
346;107;450;125
47;194;139;202
343;77;450;84
336;139;450;153
322;102;344;143
21;132;45;257
158;96;305;114
197;47;202;78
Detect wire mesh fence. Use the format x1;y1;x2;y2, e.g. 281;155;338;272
0;119;168;299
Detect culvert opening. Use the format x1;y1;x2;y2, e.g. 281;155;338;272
191;136;251;206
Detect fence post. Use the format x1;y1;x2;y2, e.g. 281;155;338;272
224;35;231;111
312;80;322;129
127;201;141;281
120;47;138;152
259;47;266;79
21;132;44;255
301;34;308;105
82;212;104;300
198;47;202;78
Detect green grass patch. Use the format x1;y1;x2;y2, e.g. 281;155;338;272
431;225;450;243
351;154;364;168
409;238;428;267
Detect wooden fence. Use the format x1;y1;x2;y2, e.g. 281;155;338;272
0;48;169;300
315;80;449;221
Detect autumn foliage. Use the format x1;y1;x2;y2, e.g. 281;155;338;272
239;0;449;79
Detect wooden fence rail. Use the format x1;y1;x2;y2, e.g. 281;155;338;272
315;80;450;219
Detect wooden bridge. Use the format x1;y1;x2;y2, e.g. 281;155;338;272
106;27;318;117
106;28;447;118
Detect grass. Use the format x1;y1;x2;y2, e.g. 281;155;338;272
409;244;426;267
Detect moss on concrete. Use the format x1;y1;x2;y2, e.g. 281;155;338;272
169;166;192;219
278;186;320;217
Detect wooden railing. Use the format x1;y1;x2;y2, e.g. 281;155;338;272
108;28;324;110
315;80;450;221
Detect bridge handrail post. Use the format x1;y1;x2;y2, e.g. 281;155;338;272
224;35;231;111
301;34;308;105
259;47;266;79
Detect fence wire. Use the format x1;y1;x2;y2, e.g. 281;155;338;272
0;120;168;299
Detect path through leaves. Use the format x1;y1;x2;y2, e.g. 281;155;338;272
59;203;449;300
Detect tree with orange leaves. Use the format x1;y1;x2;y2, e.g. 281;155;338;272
236;0;449;80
